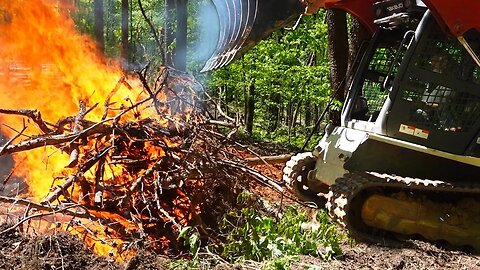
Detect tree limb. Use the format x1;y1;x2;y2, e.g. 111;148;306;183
0;108;52;134
66;101;87;168
137;0;164;63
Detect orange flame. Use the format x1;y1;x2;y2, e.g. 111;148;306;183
65;211;139;262
0;0;142;201
0;0;198;260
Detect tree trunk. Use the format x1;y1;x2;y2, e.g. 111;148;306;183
305;101;312;126
268;93;280;132
326;9;349;124
175;0;188;71
287;98;298;138
244;83;255;134
129;0;134;61
285;100;292;127
224;85;230;116
94;0;105;53
105;0;112;53
243;84;247;125
304;52;315;127
121;0;129;63
346;17;371;93
165;0;175;66
313;104;320;131
290;99;302;133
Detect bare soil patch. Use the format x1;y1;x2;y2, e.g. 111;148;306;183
294;241;480;270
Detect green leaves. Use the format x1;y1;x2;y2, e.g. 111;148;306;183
219;206;343;269
177;226;201;260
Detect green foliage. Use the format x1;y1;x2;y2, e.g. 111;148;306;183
175;226;201;268
178;226;201;258
219;206;343;268
174;200;343;269
205;12;334;146
72;0;95;36
261;255;299;270
250;126;324;150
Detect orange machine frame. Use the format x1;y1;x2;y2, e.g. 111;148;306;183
306;0;480;36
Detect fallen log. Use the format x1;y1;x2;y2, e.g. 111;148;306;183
244;154;292;166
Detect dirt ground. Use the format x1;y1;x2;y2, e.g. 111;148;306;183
0;222;478;270
0;192;479;269
293;241;480;270
1;186;479;270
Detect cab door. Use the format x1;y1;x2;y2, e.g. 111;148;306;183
385;14;480;154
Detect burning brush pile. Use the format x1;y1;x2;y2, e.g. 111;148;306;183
0;0;282;261
0;66;267;260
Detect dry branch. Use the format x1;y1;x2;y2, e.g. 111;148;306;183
203;91;235;123
42;146;113;204
42;175;80;204
94;158;106;206
102;76;127;120
0;195;97;235
204;119;238;128
66;101;87;168
216;159;285;193
0;121;27;156
0;123;111;156
0;108;52;134
118;158;164;207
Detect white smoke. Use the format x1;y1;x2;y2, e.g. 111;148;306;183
191;0;220;66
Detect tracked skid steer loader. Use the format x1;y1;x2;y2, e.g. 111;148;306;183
203;0;480;250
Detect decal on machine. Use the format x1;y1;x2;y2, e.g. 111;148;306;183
399;124;429;139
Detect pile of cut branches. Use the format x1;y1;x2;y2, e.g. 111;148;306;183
0;67;286;259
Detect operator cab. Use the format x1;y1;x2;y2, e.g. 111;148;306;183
342;0;480;156
342;0;425;131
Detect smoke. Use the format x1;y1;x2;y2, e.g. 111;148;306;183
191;0;220;67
